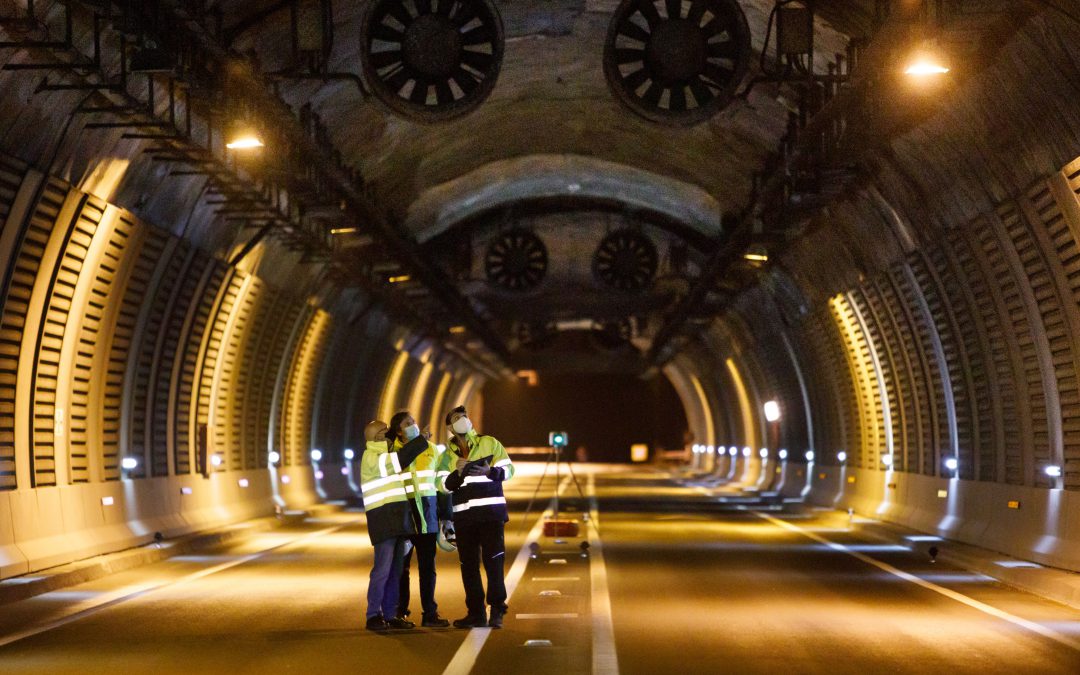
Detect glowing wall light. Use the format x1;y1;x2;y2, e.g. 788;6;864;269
882;454;893;468
837;451;847;463
944;457;959;473
742;447;751;458
269;451;281;464
763;400;781;422
805;450;815;462
759;448;769;459
1045;465;1063;478
211;454;224;467
121;457;138;471
311;449;323;462
729;447;738;457
343;448;355;461
778;449;788;460
904;60;950;76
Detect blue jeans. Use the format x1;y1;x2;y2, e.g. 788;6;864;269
366;537;406;619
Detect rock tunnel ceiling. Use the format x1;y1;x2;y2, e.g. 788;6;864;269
3;0;1080;578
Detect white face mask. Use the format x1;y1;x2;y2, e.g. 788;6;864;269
451;417;472;435
403;423;421;441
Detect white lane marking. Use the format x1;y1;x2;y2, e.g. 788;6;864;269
515;613;579;619
587;474;619;675
531;577;580;582
441;477;569;675
755;511;1080;652
0;519;358;649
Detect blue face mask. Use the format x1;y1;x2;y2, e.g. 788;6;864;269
403;423;421;441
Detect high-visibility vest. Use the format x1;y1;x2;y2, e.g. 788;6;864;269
360;437;426;544
436;430;515;524
395;438;440;535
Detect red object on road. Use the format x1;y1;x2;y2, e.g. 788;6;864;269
542;519;580;537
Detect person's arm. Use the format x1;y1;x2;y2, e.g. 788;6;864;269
486;438;515;482
436;450;464;492
396;435;429;469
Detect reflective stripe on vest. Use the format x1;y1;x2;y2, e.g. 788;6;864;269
452;496;507;513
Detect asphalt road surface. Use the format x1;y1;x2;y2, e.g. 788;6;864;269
2;463;1079;674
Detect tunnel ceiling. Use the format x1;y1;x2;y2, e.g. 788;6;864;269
0;0;1046;378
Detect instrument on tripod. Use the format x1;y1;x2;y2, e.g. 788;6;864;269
518;431;589;539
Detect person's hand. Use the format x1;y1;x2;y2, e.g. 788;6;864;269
422;426;431;440
455;457;468;473
465;462;488;477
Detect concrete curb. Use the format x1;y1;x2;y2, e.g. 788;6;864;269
0;504;337;606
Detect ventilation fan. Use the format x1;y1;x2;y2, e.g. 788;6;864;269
485;229;548;291
603;0;751;125
360;0;504;122
593;229;659;291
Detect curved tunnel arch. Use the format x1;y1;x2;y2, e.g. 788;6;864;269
2;0;1080;584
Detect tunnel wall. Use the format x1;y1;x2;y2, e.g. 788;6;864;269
711;10;1080;570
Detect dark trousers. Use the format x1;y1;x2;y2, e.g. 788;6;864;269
397;533;439;618
456;521;507;617
366;537;405;619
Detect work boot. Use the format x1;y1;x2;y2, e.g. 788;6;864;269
488;607;506;629
365;615;390;632
453;613;488;629
387;616;415;629
422;613;450;628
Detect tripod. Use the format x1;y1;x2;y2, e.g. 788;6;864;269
517;444;589;538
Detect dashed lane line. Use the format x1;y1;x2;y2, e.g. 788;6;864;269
441;477;569;675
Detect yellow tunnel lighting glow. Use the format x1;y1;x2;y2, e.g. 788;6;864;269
764;400;781;422
904;61;950;76
724;358;757;450
689;375;716;447
409;361;435;421
743;252;768;263
429;371;453;436
378;351;410;423
330;227;359;235
449;325;466;334
516;369;539;386
388;274;411;284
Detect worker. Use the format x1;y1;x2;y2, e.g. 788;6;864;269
387;410;450;628
435;405;515;629
360;419;428;631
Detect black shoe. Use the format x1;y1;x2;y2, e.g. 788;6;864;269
387;617;415;629
422;613;450;628
488;608;506;629
366;615;389;632
453;614;488;629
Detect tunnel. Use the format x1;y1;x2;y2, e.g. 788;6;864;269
2;0;1080;672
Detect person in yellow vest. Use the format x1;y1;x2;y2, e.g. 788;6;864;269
387;410;450;628
435;405;515;629
360;419;428;631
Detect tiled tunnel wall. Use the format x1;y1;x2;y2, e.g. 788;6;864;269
0;150;478;579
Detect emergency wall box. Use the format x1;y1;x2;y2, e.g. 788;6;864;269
543;519;580;537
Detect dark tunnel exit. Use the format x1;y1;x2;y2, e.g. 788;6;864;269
480;372;688;463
